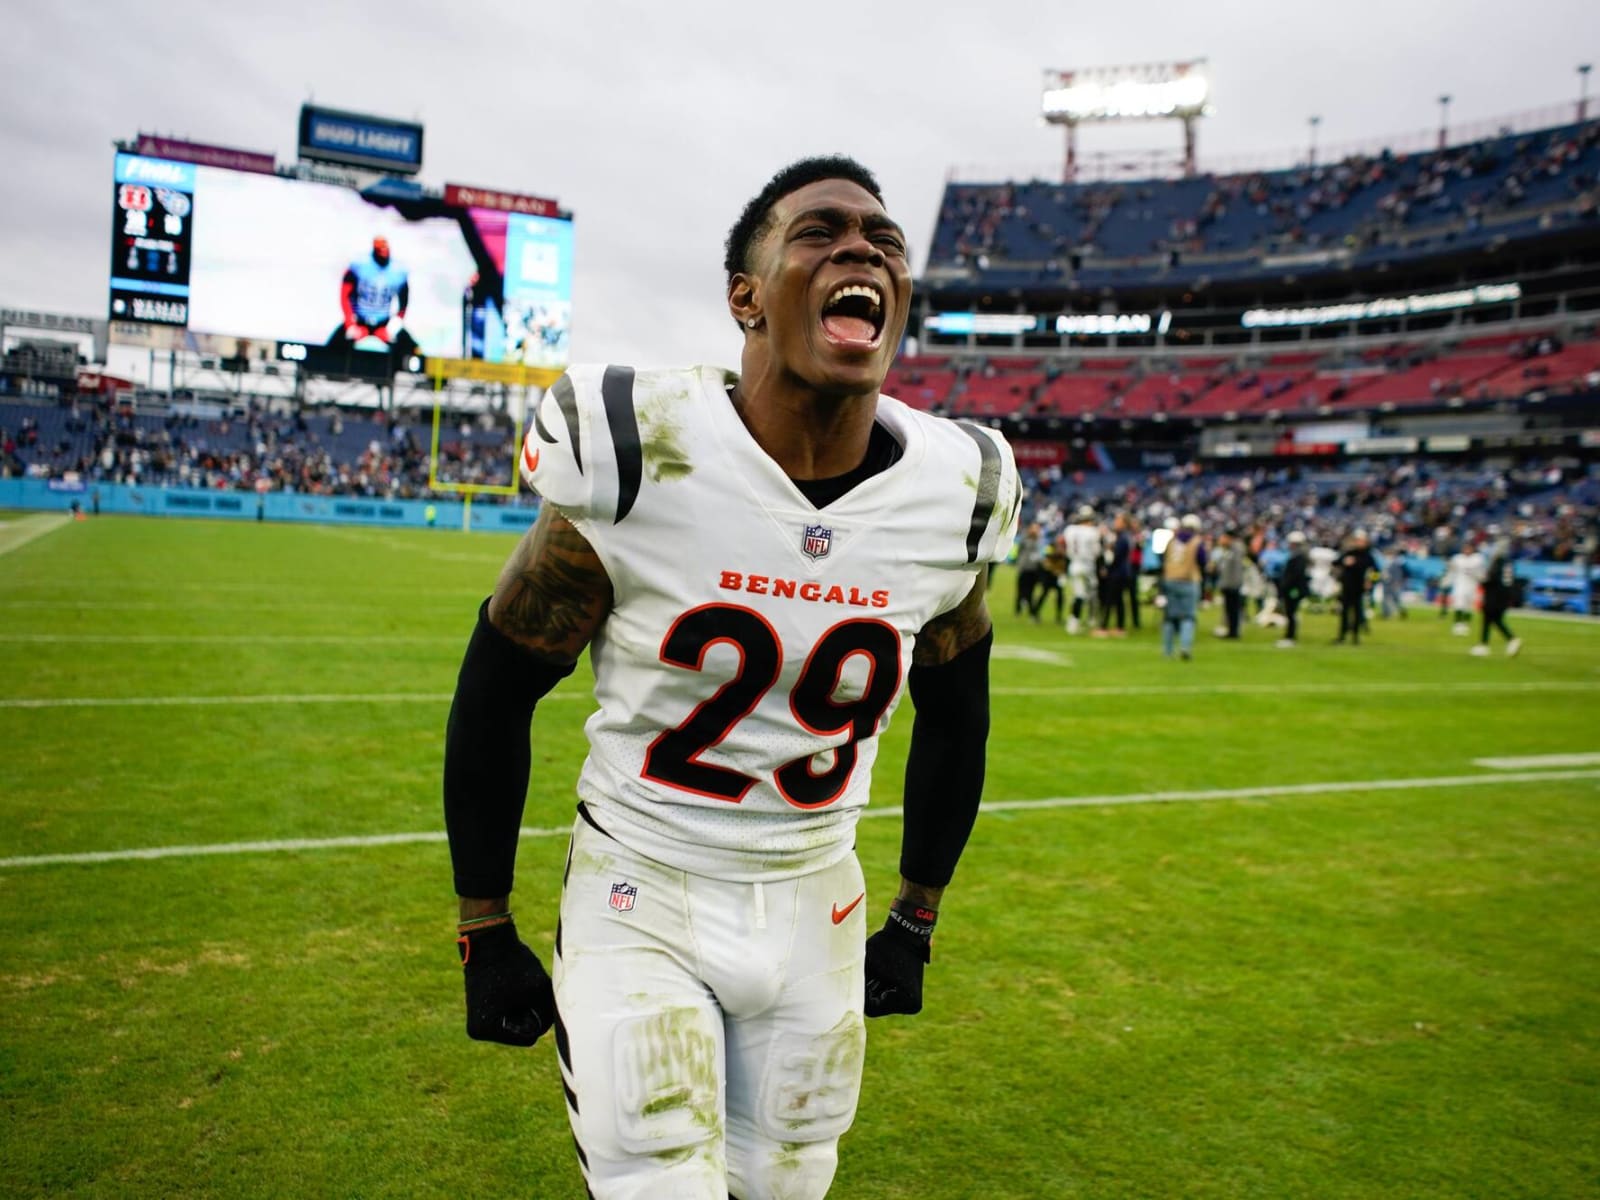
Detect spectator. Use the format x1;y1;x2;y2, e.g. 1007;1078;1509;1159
1160;514;1207;661
1212;528;1247;640
1332;530;1378;645
1277;531;1311;648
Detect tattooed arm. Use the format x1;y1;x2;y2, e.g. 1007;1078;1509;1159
487;503;613;663
450;503;613;922
913;574;994;669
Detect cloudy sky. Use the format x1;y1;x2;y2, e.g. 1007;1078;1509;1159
2;0;1595;370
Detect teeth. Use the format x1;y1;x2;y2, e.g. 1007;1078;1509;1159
824;284;882;312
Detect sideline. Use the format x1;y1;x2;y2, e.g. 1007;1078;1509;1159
3;767;1597;870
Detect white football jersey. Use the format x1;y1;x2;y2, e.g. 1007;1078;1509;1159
521;365;1021;882
1064;523;1101;573
1445;551;1485;608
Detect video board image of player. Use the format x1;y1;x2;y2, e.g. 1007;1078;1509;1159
338;236;411;351
464;208;574;367
186;167;476;357
109;153;571;366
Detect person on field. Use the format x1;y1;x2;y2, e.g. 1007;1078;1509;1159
1472;529;1524;657
1013;522;1046;620
1332;529;1378;645
443;156;1019;1200
1095;513;1132;637
1276;531;1310;648
1064;505;1100;633
1035;528;1068;625
1212;527;1246;640
1441;538;1485;635
1159;514;1206;660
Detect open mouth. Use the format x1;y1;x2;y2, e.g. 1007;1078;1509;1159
819;283;885;349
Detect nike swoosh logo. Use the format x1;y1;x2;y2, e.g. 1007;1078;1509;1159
522;440;540;474
831;893;865;925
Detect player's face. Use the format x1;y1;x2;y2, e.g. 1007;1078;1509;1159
745;179;912;395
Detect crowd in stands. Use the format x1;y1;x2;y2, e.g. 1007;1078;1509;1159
933;118;1600;273
0;396;523;501
1023;457;1599;569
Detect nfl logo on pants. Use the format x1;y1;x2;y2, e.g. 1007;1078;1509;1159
802;523;832;560
609;882;637;912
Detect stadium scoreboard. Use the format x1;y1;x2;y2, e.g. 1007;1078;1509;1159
106;151;574;375
110;155;195;327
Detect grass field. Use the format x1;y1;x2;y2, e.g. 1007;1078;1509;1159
2;511;1598;1199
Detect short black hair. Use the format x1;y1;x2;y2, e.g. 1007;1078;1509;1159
723;156;884;284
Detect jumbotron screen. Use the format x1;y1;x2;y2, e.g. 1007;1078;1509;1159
109;153;574;368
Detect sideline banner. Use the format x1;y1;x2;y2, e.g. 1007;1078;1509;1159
0;479;540;534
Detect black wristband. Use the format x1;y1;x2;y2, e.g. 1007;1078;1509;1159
457;917;520;967
886;898;938;944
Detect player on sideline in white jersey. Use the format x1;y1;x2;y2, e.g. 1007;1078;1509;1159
1441;539;1486;635
1063;505;1101;633
443;157;1021;1200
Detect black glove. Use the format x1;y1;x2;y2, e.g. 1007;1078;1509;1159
458;918;555;1046
864;904;935;1018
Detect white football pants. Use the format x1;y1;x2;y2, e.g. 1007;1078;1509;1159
1068;564;1095;602
552;814;868;1200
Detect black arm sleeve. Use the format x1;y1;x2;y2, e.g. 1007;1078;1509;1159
443;599;576;897
898;628;993;889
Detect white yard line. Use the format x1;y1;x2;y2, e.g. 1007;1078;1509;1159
992;645;1074;666
6;678;1598;710
3;767;1596;871
0;514;71;557
0;634;464;644
0;599;467;611
1508;609;1600;624
1472;752;1600;769
992;680;1600;698
967;768;1600;813
0;692;587;709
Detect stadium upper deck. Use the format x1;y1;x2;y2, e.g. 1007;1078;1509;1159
924;118;1600;292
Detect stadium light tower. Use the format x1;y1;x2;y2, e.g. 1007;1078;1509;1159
1041;60;1212;182
1438;94;1452;150
1309;115;1322;168
1580;64;1593;123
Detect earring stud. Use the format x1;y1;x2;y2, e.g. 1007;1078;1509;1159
746;317;759;329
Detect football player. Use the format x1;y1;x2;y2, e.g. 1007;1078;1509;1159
337;236;409;345
1442;537;1486;636
1063;504;1101;633
443;157;1020;1200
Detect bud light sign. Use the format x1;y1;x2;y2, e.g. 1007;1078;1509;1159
298;105;424;175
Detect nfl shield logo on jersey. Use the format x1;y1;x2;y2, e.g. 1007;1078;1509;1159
802;523;833;561
609;882;638;912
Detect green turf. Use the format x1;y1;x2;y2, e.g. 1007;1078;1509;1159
2;515;1597;1198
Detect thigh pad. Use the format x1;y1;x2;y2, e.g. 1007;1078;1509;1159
757;1013;866;1144
612;1005;722;1156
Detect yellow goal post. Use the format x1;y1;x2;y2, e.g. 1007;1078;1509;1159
424;358;565;518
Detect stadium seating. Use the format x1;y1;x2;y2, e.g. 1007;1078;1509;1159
928;119;1600;287
1180;370;1313;418
1477;340;1600;396
1327;352;1514;409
